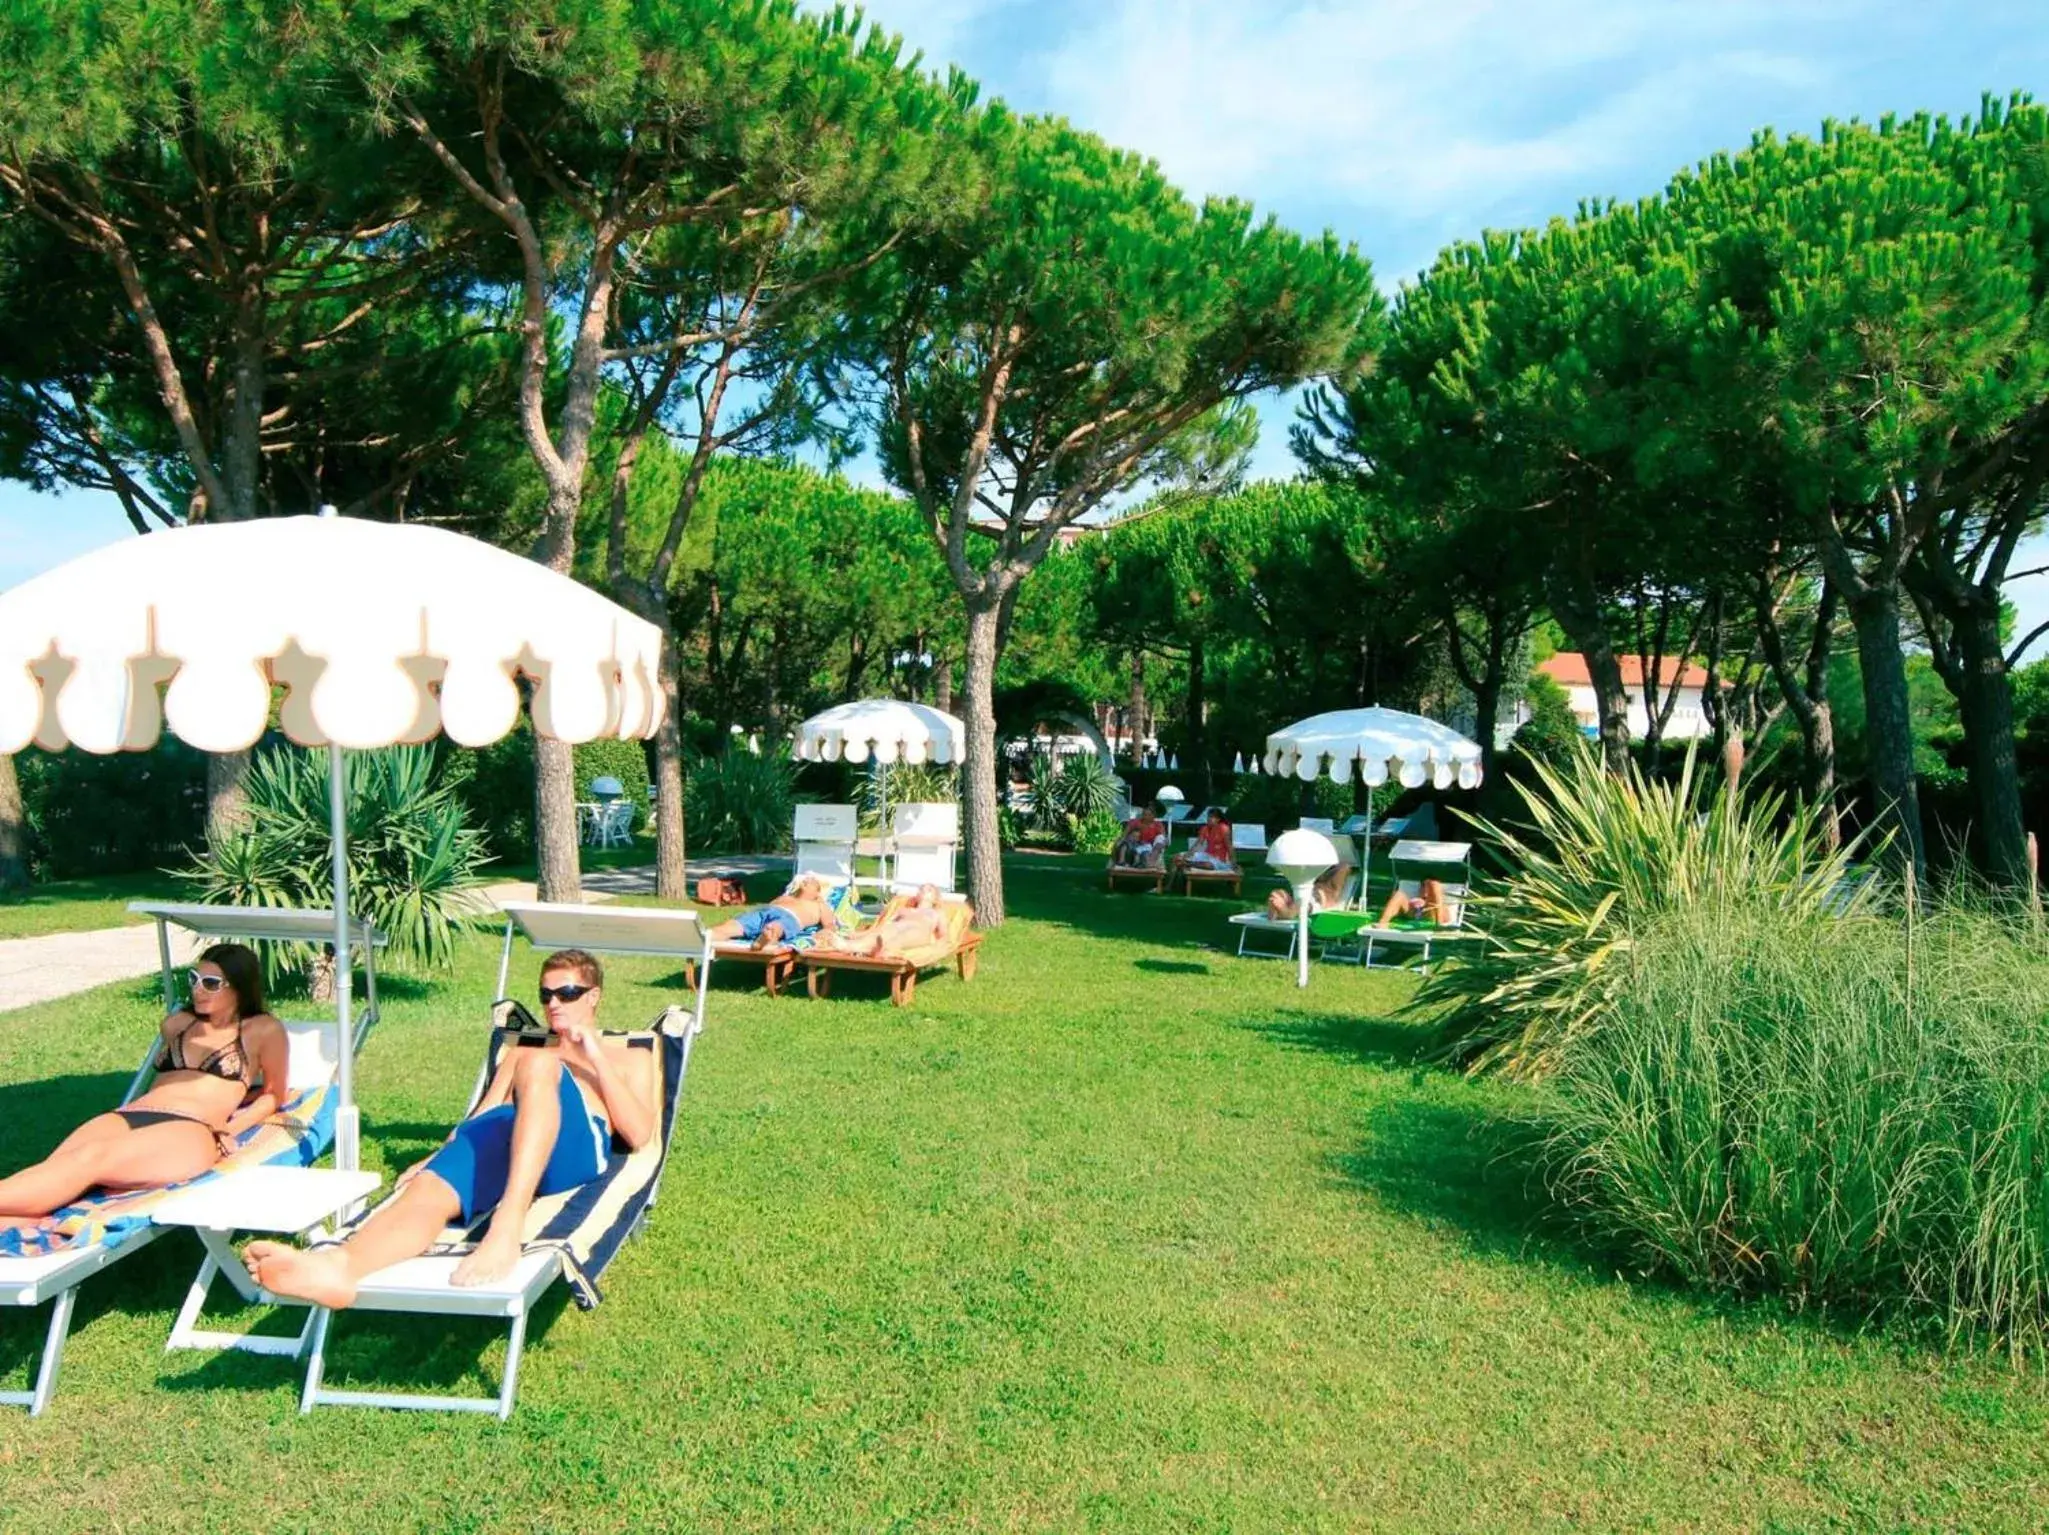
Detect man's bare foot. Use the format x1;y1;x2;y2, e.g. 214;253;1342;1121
451;1230;523;1288
250;1243;359;1309
751;921;785;952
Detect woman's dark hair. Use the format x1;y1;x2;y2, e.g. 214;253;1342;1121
198;942;266;1018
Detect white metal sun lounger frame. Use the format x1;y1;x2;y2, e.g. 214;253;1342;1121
1;903;381;1415
296;900;710;1419
1349;840;1475;970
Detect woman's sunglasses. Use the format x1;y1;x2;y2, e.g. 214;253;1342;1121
187;971;228;994
538;982;595;1005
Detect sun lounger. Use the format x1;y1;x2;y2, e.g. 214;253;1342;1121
797;896;983;1006
1224;868;1363;961
3;902;380;1417
1343;839;1475;969
297;1006;694;1419
1179;823;1271;897
1;1025;346;1415
675;882;858;997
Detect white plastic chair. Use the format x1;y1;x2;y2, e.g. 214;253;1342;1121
793;804;858;885
891;802;960;892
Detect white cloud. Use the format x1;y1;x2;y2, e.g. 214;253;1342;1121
1036;0;1848;272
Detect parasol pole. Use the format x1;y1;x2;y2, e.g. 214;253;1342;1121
328;740;357;1173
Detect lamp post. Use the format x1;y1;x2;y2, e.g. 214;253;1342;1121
1267;827;1340;989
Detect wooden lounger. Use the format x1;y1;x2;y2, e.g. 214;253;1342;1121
1105;862;1167;893
684;943;797;996
797;898;983;1006
1177;864;1242;897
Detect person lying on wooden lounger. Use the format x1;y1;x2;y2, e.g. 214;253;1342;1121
822;884;950;958
1110;804;1170;869
706;874;842;950
246;949;655;1304
0;943;288;1231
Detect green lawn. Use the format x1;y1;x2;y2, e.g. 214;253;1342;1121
4;857;2047;1531
0;871;173;940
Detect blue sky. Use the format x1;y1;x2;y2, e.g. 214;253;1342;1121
8;0;2049;622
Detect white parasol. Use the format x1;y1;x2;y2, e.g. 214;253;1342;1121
1263;707;1483;791
0;511;665;1171
793;698;963;765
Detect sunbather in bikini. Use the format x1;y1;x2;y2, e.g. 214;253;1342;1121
1377;877;1451;927
247;948;656;1303
707;874;842;949
0;943;288;1232
824;884;950;957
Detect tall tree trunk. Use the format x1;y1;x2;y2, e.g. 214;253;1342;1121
935;657;954;716
206;749;252;837
1846;583;1926;882
533;486;585;904
1187;634;1212;803
961;600;1006;925
1938;596;2029;889
652;645;688;900
0;754;26;892
1127;653;1148;763
1546;572;1631;774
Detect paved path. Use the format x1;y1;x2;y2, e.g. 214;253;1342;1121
0;923;200;1015
4;856;796;1014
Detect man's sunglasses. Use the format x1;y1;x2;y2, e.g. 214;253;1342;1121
186;971;229;994
538;982;595;1005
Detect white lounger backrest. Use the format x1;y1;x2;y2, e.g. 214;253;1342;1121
891;802;960;892
280;1017;342;1094
1298;816;1336;834
793;803;858;882
1389;839;1474;925
1231;823;1268;854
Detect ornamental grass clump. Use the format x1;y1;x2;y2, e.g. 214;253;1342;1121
1418;738;1872;1079
1540;901;2049;1355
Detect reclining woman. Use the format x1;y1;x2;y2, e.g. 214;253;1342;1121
0;944;289;1230
1265;854;1356;921
707;874;842;950
1377;878;1451;928
823;884;950;958
249;948;655;1301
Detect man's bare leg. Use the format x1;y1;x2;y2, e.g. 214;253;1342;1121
245;1172;463;1310
451;1050;564;1287
750;919;786;952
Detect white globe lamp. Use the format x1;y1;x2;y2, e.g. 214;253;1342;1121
1267;826;1340;989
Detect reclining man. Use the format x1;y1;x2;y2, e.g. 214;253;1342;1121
246;949;655;1304
707;873;842;949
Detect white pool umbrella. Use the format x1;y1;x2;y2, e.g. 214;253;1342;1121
1263;707;1483;790
0;512;665;1172
794;698;963;765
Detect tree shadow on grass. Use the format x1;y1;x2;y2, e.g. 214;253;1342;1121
1234;1006;1438;1070
157;1283;576;1401
0;1070;136;1165
1133;958;1212;976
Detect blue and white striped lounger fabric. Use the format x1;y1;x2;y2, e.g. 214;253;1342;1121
298;1007;696;1418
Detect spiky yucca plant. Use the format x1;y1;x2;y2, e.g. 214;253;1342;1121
685;746;796;853
187;744;490;991
1420;738;1876;1079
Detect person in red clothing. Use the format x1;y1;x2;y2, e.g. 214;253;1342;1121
1173;807;1236;874
1111;804;1170;869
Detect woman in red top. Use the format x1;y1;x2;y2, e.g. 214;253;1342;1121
1174;808;1236;872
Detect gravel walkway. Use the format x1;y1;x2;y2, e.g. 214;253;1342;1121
0;923;201;1015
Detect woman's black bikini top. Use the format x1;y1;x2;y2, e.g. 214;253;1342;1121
156;1014;253;1087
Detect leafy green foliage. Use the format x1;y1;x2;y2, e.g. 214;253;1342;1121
1511;672;1583;769
12;737;205;880
574;740;650;833
1541;900;2049;1354
684;748;795;854
858;762;959;836
1064;809;1122;855
1422;738;1873;1079
185;745;489;987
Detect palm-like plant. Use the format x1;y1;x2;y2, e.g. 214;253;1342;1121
684;746;796;852
1421;738;1877;1079
858;762;959;835
186;744;491;991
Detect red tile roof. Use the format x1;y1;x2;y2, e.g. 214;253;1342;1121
1538;652;1711;689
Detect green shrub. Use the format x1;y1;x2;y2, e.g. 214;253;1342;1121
998;803;1024;850
185;744;489;989
1512;670;1583;768
858;762;960;835
1539;901;2049;1353
1419;737;1873;1079
451;727;535;850
575;739;651;833
1054;753;1121;822
684;748;795;853
16;739;207;880
1065;809;1123;854
1223;772;1353;829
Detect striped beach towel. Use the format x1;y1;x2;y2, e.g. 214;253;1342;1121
0;1081;336;1260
